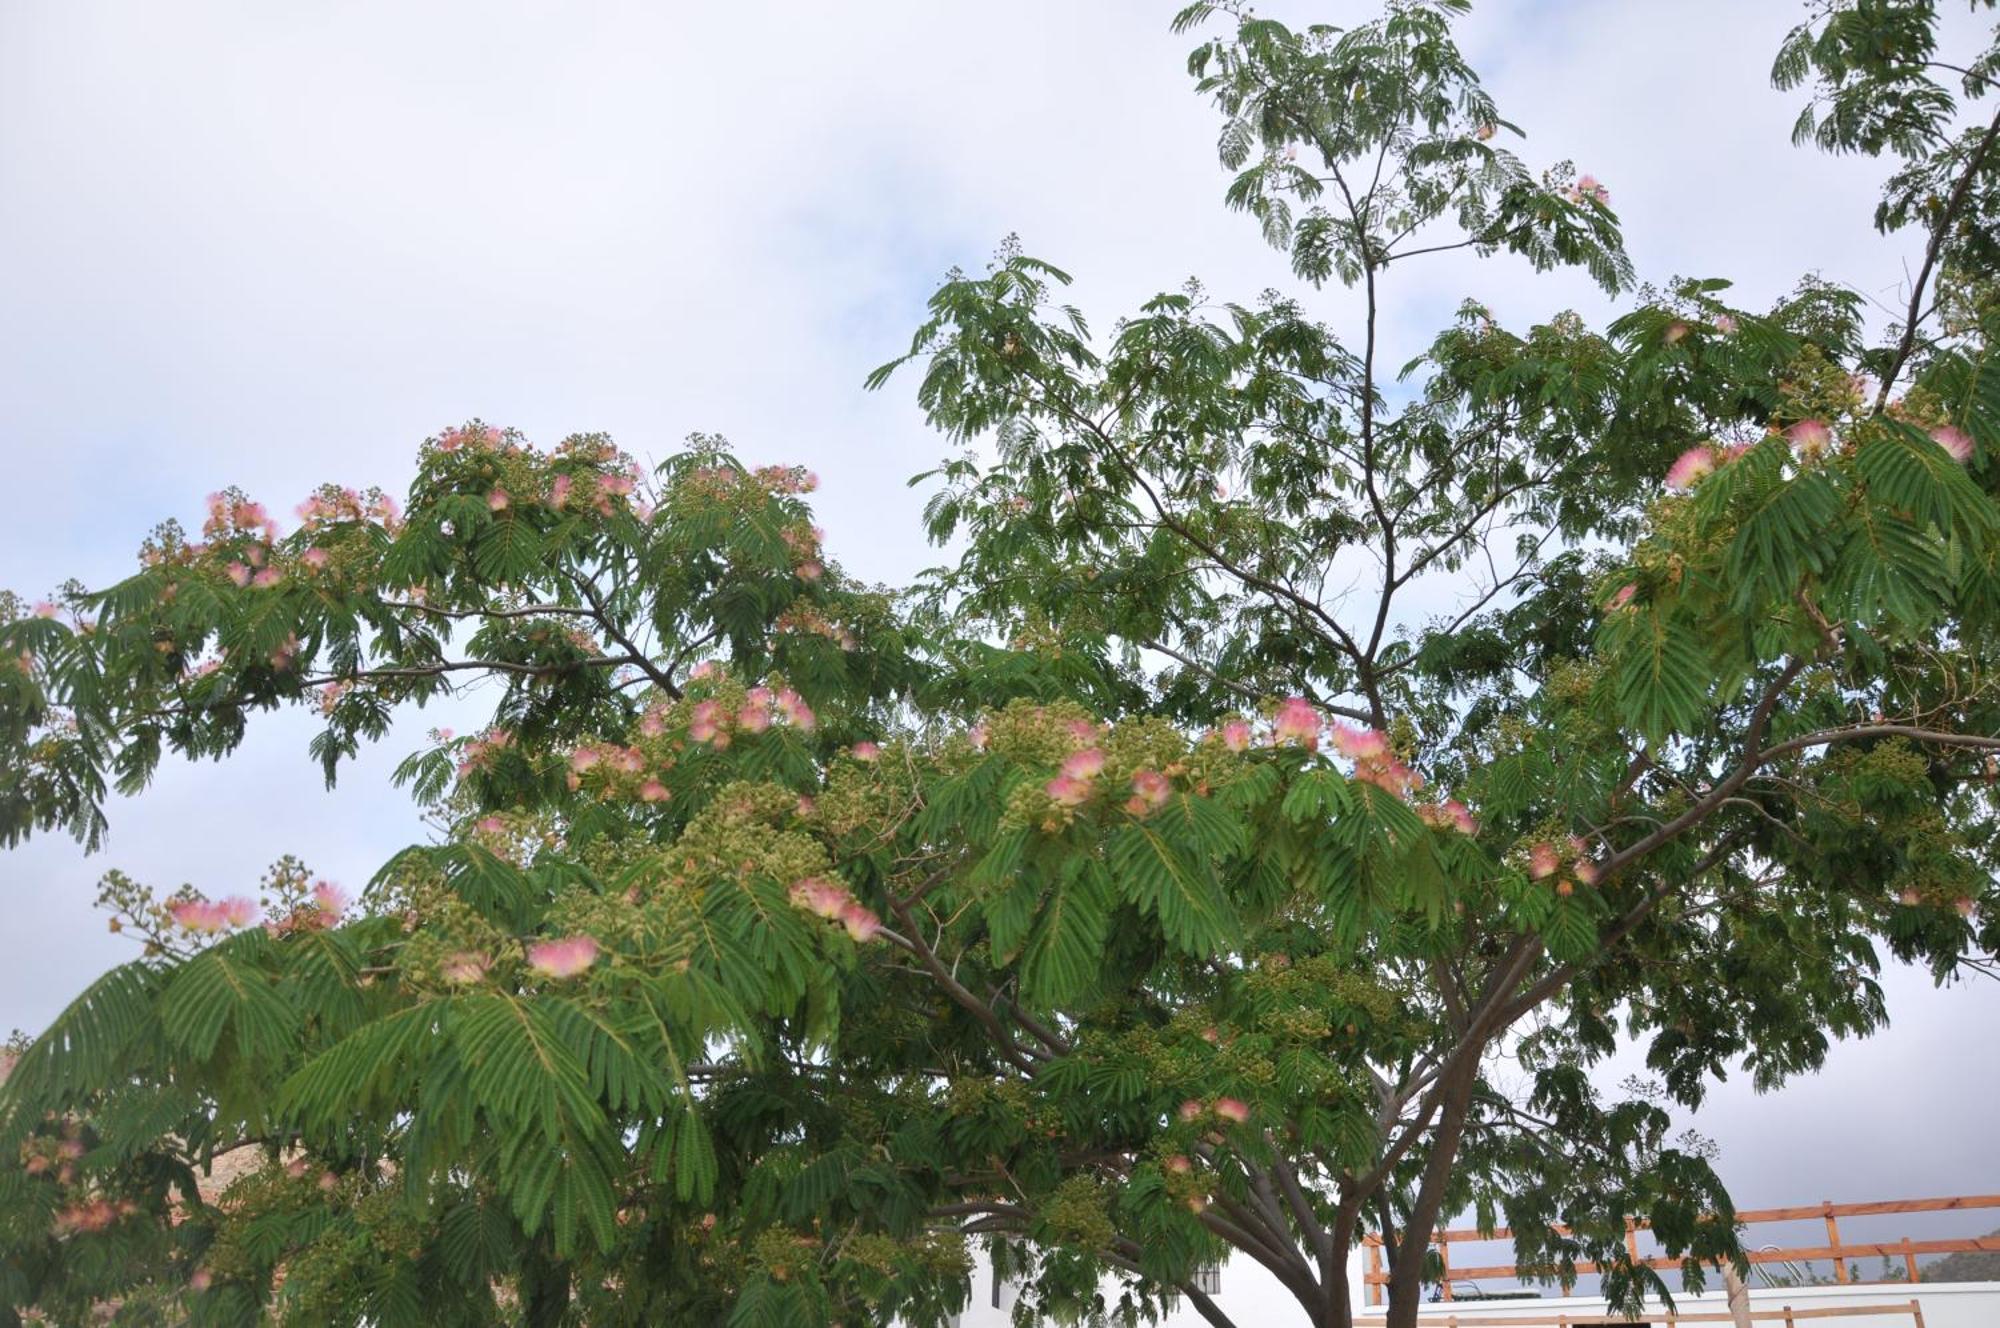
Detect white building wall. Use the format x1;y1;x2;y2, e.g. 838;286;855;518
946;1247;2000;1328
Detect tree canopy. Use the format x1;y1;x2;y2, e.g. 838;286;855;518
3;2;1999;1327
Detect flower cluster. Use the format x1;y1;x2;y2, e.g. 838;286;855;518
1524;835;1600;896
168;896;259;934
774;604;860;651
455;727;515;778
1329;721;1421;797
1176;1096;1251;1125
1565;173;1610;206
526;935;599;978
753;464;819;495
787;875;883;941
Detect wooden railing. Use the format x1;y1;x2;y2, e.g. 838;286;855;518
1357;1302;1926;1326
1361;1194;2000;1306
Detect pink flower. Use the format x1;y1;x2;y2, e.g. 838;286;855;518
613;746;644;774
1067;719;1099;743
776;688;815;730
1786;419;1832;458
1178;1100;1203;1123
639;779;670;803
1164;1154;1192;1174
475;815;506;835
738;703;772;734
1214;1097;1250;1124
527;935;599;979
1444;800;1478;836
1572;174;1609;206
1273;697;1321;748
1220;718;1253;752
570;747;601;773
549;474;573;508
795;560;824;581
1931;425;1974;464
1574;858;1600;887
969;722;990;750
487;489;510;512
1061;747;1105;781
1606;583;1638;611
689;700;725;743
689;661;718;681
789;877;851;920
638;707;666;737
839;900;882;943
220;897;259;927
442;951;491;984
251;567;283;589
801;471;820;492
169;899;227;933
1664;320;1691;344
1527;842;1561;881
1329;723;1389;761
1664;445;1716;491
1045;773;1093;807
301;547;329;569
1713;313;1739;335
312;881;349;918
189;1269;213;1293
32;600;58;618
1474;122;1496;142
225;562;251;587
1126;768;1172;815
851;741;881;762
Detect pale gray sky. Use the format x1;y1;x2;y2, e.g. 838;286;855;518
2;0;1994;1238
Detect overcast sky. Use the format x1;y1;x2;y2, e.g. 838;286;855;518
2;0;1994;1245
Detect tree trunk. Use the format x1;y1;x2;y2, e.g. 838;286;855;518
1381;1054;1483;1328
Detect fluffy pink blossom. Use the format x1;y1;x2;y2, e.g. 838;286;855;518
189;1269;213;1293
1273;696;1321;748
1664;445;1717;491
32;600;58;618
1214;1097;1251;1124
1664;320;1691;344
1606;583;1638;611
1713;313;1739;335
1178;1100;1203;1123
475;815;507;835
550;474;573;508
689;660;718;681
570;746;601;773
738;701;772;734
795;560;824;581
1786;419;1833;458
301;547;329;569
789;876;851;920
442;951;491;984
1164;1153;1192;1174
776;688;815;730
1570;174;1609;205
1527;842;1561;881
851;741;881;762
220;897;259;927
639;779;670;803
1329;723;1389;761
839;900;883;942
527;935;599;979
1220;718;1253;752
613;746;644;774
1474;122;1496;142
1931;425;1974;464
1061;748;1106;781
1126;768;1172;815
1446;800;1477;836
251;566;283;589
487;489;510;512
312;881;349;918
225;562;251;587
1045;773;1093;807
638;707;666;737
169;899;228;933
968;722;990;750
689;701;725;744
1067;719;1099;743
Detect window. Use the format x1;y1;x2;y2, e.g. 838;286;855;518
1192;1261;1223;1294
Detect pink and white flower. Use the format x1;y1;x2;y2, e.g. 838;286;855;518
1272;696;1321;748
1220;718;1253;752
1931;425;1974;464
1060;748;1105;781
1664;445;1717;491
1126;768;1172;815
527;935;599;979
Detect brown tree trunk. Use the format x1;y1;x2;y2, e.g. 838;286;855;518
1381;1054;1483;1328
